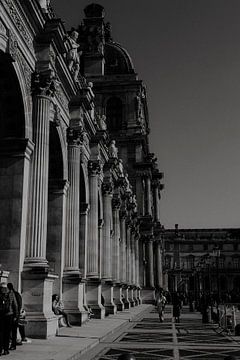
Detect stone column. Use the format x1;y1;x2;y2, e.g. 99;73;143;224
147;238;154;288
119;210;127;284
87;160;100;277
101;181;116;315
153;181;160;222
64;129;81;274
135;237;141;304
24;80;53;269
102;182;113;280
79;203;89;279
22;73;58;338
86;161;104;319
112;196;121;282
146;177;152;216
62;129;87;325
156;242;163;289
126;224;132;284
112;196;123;311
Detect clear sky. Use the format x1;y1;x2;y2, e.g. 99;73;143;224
52;0;240;229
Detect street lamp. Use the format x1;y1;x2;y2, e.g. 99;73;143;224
212;246;221;304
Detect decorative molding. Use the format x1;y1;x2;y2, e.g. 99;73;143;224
2;0;34;52
55;85;69;113
7;29;18;61
17;51;32;93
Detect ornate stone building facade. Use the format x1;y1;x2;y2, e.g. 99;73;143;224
163;225;240;300
0;1;164;338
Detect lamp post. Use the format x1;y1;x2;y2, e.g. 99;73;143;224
212;247;221;304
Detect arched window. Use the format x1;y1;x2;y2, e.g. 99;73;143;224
106;97;123;132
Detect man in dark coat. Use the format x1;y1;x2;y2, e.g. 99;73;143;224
7;283;20;350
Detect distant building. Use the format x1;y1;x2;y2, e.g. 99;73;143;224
163;225;240;300
0;1;164;338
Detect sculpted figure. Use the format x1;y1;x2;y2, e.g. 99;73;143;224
67;30;82;81
99;115;107;130
108;140;118;158
125;173;131;192
118;159;124;177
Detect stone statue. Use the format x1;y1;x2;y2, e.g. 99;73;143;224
66;29;82;82
108;140;118;158
117;159;124;177
98;115;107;130
125;173;131;192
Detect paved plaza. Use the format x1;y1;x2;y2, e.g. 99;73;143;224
82;306;240;360
3;305;240;360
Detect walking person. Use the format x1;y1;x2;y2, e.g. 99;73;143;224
0;282;18;355
155;288;167;322
7;283;20;350
172;291;182;323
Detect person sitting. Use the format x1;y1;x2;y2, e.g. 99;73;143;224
52;294;71;327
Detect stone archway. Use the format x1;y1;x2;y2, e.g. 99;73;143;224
0;52;32;289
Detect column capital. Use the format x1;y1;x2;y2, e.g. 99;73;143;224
102;181;113;195
112;195;121;210
31;71;59;97
67;128;82;146
88;160;101;175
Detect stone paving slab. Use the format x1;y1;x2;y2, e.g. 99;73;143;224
4;305;151;360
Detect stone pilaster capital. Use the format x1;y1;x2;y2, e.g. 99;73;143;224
102;181;113;195
120;208;127;220
31;71;59;97
112;195;121;210
67;128;82;146
88;160;101;176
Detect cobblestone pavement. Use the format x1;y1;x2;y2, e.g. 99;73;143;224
82;306;240;360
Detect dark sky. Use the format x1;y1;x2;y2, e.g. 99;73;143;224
52;0;240;229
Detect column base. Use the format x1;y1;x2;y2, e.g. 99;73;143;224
122;286;131;309
102;281;117;316
113;284;124;311
86;279;105;319
22;269;58;338
25;313;58;339
62;274;88;325
128;287;135;307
